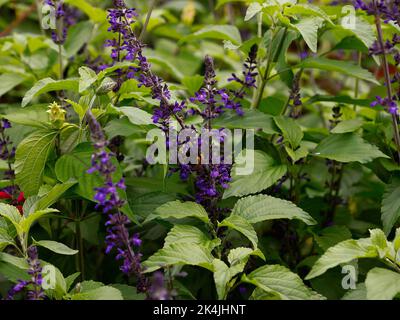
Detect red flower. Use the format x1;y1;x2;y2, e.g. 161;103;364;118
0;191;25;214
0;191;12;200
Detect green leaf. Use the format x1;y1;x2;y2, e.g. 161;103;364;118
313;133;389;164
0;229;16;251
231;194;316;225
22;78;79;107
224;150;286;198
164;225;221;251
181;25;242;45
181;75;204;96
365;268;400;300
152;201;210;223
212;259;231;300
245;2;262;21
119;107;154;125
143;242;214;273
284;4;333;23
369;228;389;258
0;203;22;234
34;240;78;255
315;226;352;251
334;17;375;51
15;129;58;196
306;238;378;280
298;57;379;84
213;247;264;300
304;94;372;107
20;209;59;233
78;66;97;93
65;272;81;291
110;284;146;300
0;73;27;97
219;215;258;248
342;283;367;300
381;178;400;235
64;21;94;58
34;181;77;212
274;116;303;149
0;252;29;282
242;264;325;300
292;17;324;53
64;0;107;23
212;109;278;134
71;285;123;300
331;119;363;134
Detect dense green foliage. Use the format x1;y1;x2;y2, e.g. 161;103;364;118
0;0;400;300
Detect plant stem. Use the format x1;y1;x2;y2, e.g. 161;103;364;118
353;52;361;111
373;8;400;163
139;0;156;41
252;28;287;109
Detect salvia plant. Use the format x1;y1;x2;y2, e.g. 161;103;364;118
0;0;399;301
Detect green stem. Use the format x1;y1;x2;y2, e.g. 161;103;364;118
373;6;400;163
353;52;361;111
252;28;287;109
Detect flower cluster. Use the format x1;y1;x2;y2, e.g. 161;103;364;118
8;246;45;300
105;0;186;129
147;272;173;300
228;44;258;100
354;0;400;24
190;56;243;119
355;1;400;115
45;0;79;45
86;111;149;292
368;29;400;115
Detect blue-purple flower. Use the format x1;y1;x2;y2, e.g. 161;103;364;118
45;0;79;45
86;111;149;292
8;246;45;300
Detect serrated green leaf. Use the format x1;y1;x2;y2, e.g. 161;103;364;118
292;17;324;53
0;73;27;97
212;109;278;134
365;268;400;300
298;57;379;84
232;194;316;225
22;78;79;107
219;215;258;248
306;238;378;280
242;264;325;300
313;133;389;163
15;129;58;196
119;107;154;125
315;226;352;251
331;119;363;134
382;178;400;235
34;240;78;255
71;285;123;300
274;116;304;149
152;200;210;223
34;181;77;212
181;25;242;45
224;150;287;198
142;242;214;273
78;66;97;93
164;225;221;251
